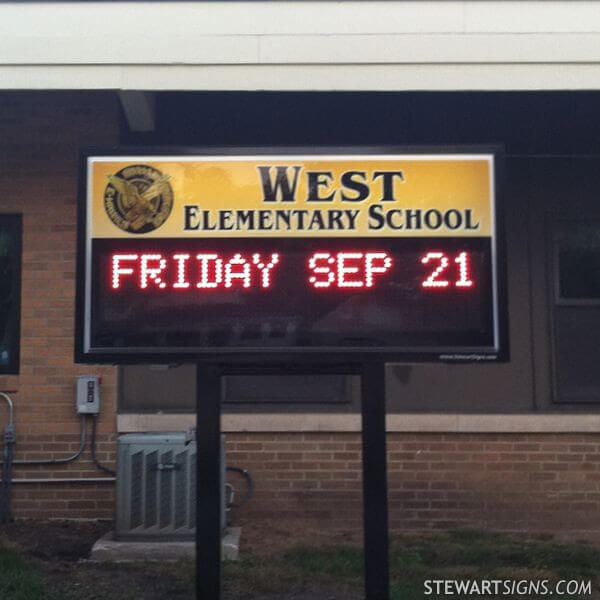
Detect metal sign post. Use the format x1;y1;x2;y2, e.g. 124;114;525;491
195;362;390;600
361;362;389;600
196;364;223;600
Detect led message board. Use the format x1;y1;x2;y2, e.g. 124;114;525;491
76;148;506;363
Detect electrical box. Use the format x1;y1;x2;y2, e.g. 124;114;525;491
76;376;100;414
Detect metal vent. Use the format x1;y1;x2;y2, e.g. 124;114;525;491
116;433;225;540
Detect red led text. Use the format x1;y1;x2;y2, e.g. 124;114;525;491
111;252;281;291
421;251;474;289
110;249;476;292
307;252;393;289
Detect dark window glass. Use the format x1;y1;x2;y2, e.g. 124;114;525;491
119;364;196;411
554;307;600;402
0;215;22;374
557;222;600;299
118;364;349;412
222;375;347;404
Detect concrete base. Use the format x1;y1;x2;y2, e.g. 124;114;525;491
89;527;241;562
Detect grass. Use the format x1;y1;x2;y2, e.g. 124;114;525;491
222;530;600;599
3;529;600;599
386;530;600;599
222;546;364;597
0;547;45;600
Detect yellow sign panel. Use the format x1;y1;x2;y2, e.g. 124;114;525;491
88;155;494;239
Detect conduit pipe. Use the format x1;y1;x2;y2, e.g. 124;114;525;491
0;414;88;466
0;477;115;483
90;415;116;476
0;395;114;492
0;392;15;522
0;392;13;425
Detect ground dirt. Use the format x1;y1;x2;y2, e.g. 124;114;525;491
1;519;362;600
5;519;600;599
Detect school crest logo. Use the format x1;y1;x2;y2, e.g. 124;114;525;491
104;165;173;233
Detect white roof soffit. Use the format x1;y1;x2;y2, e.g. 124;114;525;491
3;1;600;91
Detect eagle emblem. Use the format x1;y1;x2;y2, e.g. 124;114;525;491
104;165;173;234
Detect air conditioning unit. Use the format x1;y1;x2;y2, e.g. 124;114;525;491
116;433;226;540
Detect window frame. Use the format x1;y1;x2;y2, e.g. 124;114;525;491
549;216;600;403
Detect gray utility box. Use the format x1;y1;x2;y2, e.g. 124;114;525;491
116;433;225;540
76;376;100;414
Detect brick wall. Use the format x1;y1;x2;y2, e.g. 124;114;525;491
0;91;119;518
227;432;600;541
1;91;599;542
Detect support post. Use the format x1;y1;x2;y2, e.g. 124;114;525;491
194;361;390;600
361;362;390;600
196;364;222;600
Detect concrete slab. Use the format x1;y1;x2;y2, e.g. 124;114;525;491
89;527;241;562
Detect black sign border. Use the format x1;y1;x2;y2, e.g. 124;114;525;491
75;144;508;365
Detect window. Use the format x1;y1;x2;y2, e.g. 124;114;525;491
118;364;350;412
551;220;600;403
0;215;22;375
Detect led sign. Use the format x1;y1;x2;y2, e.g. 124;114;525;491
76;148;506;363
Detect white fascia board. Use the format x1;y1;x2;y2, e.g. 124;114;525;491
466;1;600;34
259;33;600;65
0;1;464;37
2;1;600;91
4;1;600;38
0;35;262;66
3;63;600;92
4;34;600;65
